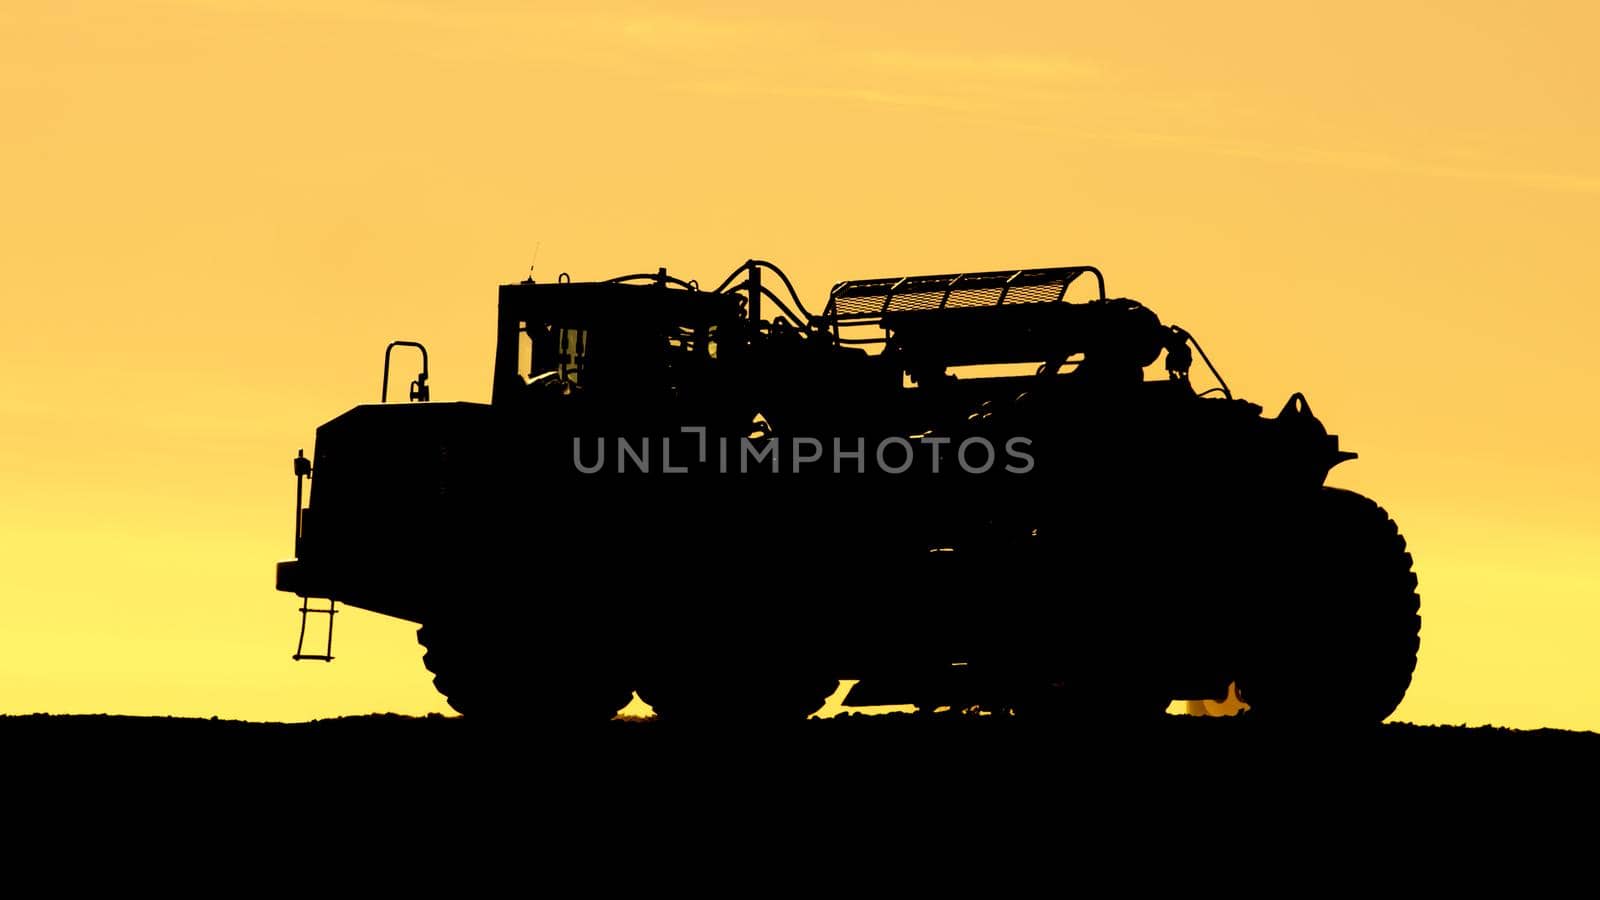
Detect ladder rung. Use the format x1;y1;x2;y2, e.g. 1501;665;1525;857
292;654;334;661
297;606;337;615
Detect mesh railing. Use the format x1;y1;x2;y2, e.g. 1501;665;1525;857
824;266;1105;320
820;266;1106;342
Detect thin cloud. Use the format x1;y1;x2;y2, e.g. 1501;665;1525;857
858;49;1107;85
1106;130;1600;195
679;79;986;116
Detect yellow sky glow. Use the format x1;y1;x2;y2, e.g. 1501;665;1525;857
3;1;1597;727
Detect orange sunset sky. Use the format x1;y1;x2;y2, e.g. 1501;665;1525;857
2;1;1597;728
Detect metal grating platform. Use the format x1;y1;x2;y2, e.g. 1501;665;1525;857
823;266;1106;322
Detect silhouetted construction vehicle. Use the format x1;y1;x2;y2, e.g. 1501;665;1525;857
276;261;1421;724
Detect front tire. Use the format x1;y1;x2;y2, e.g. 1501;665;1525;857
1236;488;1422;725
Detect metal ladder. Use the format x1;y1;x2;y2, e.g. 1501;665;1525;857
293;597;336;662
289;447;335;661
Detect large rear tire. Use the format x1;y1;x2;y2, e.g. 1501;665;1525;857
639;671;838;724
417;622;632;722
1003;668;1171;723
1236;488;1421;725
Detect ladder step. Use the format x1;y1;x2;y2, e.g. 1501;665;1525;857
292;654;334;661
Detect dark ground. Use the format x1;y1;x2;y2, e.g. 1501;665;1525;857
7;712;1593;874
7;711;1594;800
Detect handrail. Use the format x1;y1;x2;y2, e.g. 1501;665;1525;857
381;341;429;403
604;270;701;292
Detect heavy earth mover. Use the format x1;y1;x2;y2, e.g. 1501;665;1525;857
275;260;1421;724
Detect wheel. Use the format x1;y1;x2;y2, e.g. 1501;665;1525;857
417;622;632;722
639;671;838;724
1006;675;1171;723
1236;488;1422;725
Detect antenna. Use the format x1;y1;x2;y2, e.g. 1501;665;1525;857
525;241;542;283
